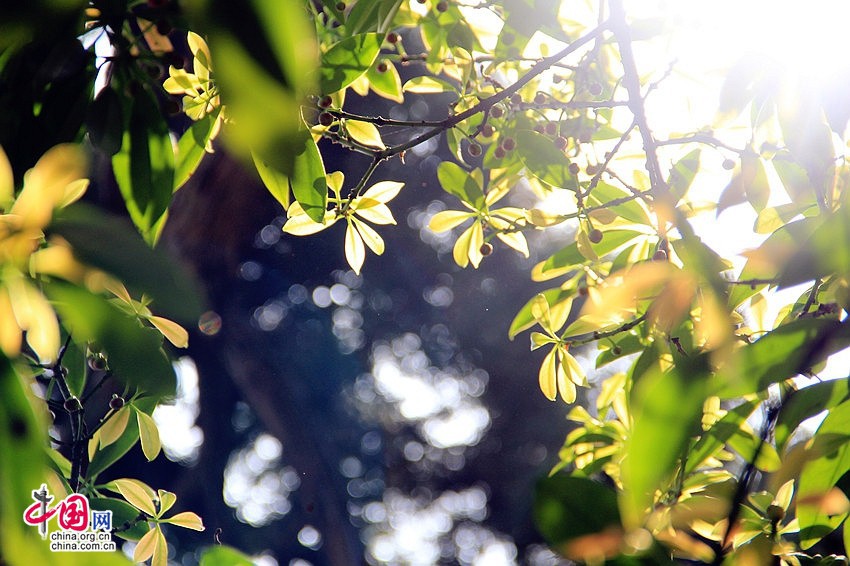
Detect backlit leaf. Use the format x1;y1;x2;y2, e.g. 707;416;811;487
437;161;485;209
403;76;458;93
539;347;558;401
113;478;157;516
136;408;162;463
515;130;576;190
148;316;189;348
798;399;850;548
428;210;473;233
345;220;366;274
320;33;383;94
346;120;385;149
163;511;205;531
290;132;327;223
99;405;131;448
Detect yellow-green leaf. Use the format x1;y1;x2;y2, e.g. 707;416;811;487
345;220;366;274
157;490;177;516
352;217;385;255
149;316;189;348
429;210;473;233
134;524;159;563
361;180;404;203
354;201;396;225
346;120;385;149
496;231;529;257
88;430;100;463
530;331;556;351
113;478;157;516
136;409;162;463
163;511;205;531
0;145;13;207
530;293;554;333
99;405;131;448
539;347;558;401
403;76;457;93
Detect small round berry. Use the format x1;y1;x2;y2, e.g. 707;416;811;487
589;228;603;244
534;92;546;105
766;504;785;522
568;162;581;175
480;123;494;137
543;123;557;137
88;353;108;371
386;32;400;44
318;95;333;108
501;137;516;151
578;285;588;296
510;93;522;106
553;75;563;84
494;146;506;159
336;1;346;11
376;60;389;73
489;104;504;119
164;99;181;115
319;112;334;126
436;0;448;11
467;142;482;157
722;158;736;170
653;249;668;261
416;0;426;3
588;83;603;96
554;136;568;150
480;242;494;256
612;346;622;356
533;125;545;134
586;164;600;175
64;397;82;413
109;395;125;410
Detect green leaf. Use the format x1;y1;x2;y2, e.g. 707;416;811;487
366;59;403;102
775;380;850;452
728;215;821;308
780;207;850;288
798;399;850;548
86;86;124;156
402;76;458;94
533;475;622;558
45;283;176;399
249;0;317;99
509;287;573;339
586;181;652;225
515;130;576;190
87;397;156;479
111;90;174;245
667;149;700;204
252;151;290;209
345;0;404;34
686;397;761;474
621;355;709;528
0;356;52;566
437;161;485;209
715;319;850;398
199;545;254;566
51;204;203;323
290;132;327;223
136;408;162;463
173;108;220;191
112;478;157;517
346;119;385;149
320;33;383;94
538;230;641;275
